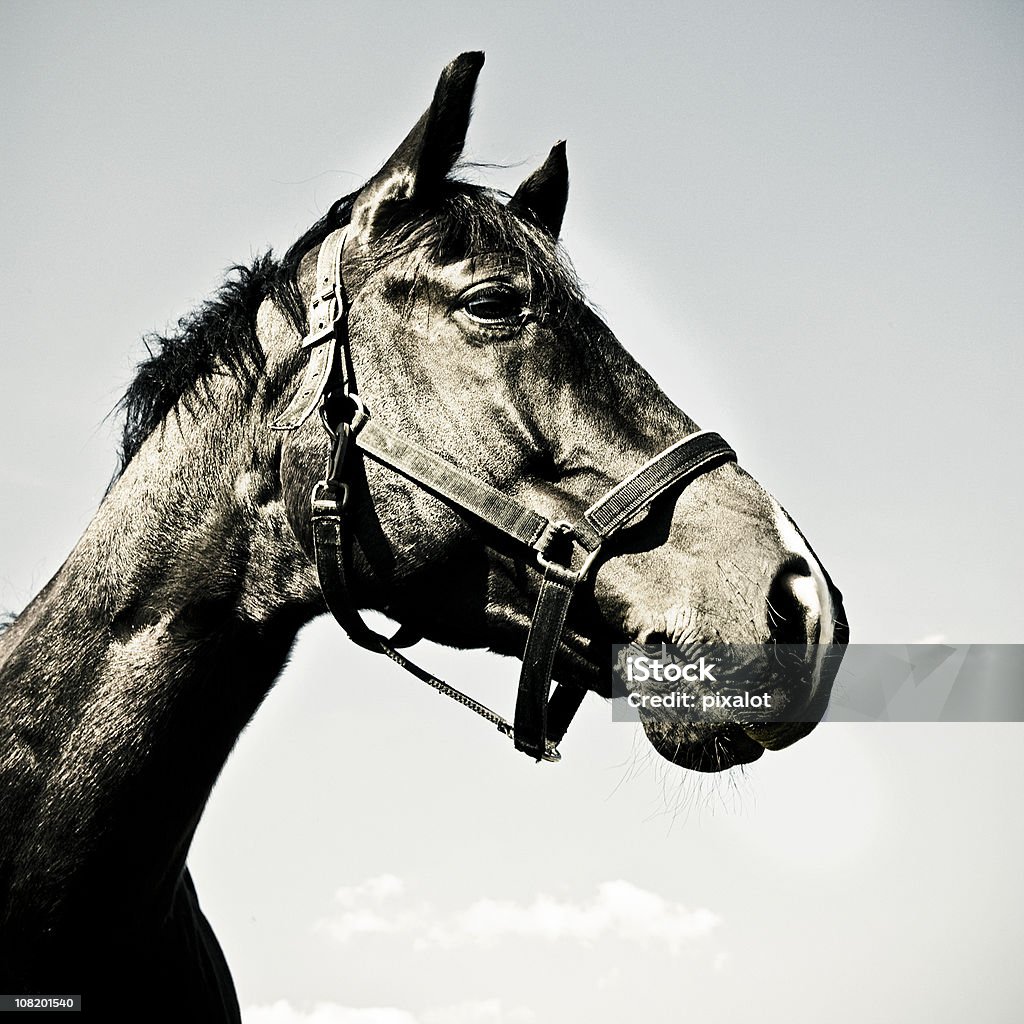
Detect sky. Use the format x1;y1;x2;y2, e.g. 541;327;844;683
1;2;1022;1022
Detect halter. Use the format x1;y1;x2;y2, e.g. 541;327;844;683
273;228;737;761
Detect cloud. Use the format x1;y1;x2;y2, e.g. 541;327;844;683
332;874;405;907
245;1000;533;1024
316;874;423;943
316;876;719;954
426;880;719;953
244;1002;418;1024
422;1000;536;1024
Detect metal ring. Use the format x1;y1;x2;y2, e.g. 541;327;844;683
346;394;368;433
311;479;350;513
535;519;602;580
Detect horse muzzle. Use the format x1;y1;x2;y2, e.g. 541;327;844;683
634;584;849;772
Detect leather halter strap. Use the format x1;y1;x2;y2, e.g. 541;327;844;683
274;228;738;761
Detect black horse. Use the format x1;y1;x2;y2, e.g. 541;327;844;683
0;53;846;1021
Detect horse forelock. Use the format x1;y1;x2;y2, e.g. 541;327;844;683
355;182;654;409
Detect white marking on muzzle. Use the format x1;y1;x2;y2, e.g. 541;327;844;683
770;498;836;699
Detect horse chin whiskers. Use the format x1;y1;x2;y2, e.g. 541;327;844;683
621;730;756;829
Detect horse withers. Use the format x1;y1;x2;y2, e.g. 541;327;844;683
0;52;846;1022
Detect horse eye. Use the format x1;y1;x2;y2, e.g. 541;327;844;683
462;287;525;325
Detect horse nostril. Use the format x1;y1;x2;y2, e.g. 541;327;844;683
636;629;667;646
767;558;822;644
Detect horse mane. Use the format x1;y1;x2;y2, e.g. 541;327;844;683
114;192;359;472
115;178;583;474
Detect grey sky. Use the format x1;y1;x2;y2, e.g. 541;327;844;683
2;2;1022;1022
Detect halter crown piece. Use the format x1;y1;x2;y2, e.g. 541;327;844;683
273;228;738;761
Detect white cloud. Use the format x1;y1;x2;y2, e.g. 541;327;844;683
318;906;422;943
244;1001;419;1024
245;1000;534;1024
247;999;536;1024
426;880;719;953
332;874;405;907
316;876;719;955
422;999;536;1024
316;873;423;943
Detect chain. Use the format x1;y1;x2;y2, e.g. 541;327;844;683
377;642;514;738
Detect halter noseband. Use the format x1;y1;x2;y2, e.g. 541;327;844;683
273;228;737;761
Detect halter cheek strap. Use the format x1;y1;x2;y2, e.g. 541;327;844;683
274;228;738;761
272;233;347;432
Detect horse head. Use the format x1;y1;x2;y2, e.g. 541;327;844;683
0;50;852;1023
268;53;848;772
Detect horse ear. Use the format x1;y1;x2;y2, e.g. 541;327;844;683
350;51;484;245
509;141;569;238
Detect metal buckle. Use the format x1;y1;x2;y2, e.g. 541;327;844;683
310;394;369;520
302;294;342;349
535;519;602;581
319;394;368;437
311;479;349;514
316;277;338;305
506;728;562;762
541;741;562;763
345;394;368;434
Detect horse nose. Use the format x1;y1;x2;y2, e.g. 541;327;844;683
767;558;822;644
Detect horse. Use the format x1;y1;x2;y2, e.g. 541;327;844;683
0;53;847;1022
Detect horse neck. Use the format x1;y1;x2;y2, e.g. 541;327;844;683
0;371;320;931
